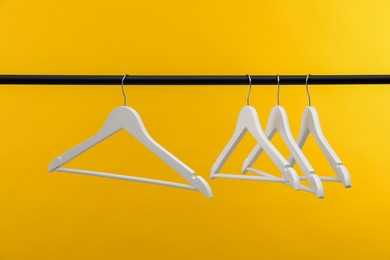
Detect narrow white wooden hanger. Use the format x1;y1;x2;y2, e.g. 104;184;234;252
210;75;300;190
49;75;212;198
242;75;324;198
288;75;351;188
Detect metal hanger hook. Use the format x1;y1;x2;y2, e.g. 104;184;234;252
121;74;128;106
306;74;311;106
246;74;252;106
277;74;280;106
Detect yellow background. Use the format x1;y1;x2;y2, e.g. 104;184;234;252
1;0;390;259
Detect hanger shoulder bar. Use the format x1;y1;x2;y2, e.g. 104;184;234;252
55;168;197;191
1;75;390;85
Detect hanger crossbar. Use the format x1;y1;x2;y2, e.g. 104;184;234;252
246;167;286;179
246;167;316;194
1;75;390;85
299;176;341;182
55;168;197;191
212;173;288;182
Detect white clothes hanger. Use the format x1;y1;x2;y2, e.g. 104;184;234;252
288;75;351;188
49;75;212;198
210;75;301;190
242;75;324;198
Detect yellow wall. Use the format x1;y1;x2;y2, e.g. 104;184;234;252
1;0;390;259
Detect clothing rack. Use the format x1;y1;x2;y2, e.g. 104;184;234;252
0;75;390;85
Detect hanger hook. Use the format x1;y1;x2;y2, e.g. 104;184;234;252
246;74;252;106
306;74;311;106
121;74;128;106
277;74;280;106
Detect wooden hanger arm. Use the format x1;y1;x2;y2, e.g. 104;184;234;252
49;125;120;172
210;127;247;176
289;107;351;188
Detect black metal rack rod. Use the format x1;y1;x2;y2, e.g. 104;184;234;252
0;75;390;85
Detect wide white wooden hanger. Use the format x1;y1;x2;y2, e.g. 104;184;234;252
242;75;324;198
288;75;351;188
210;75;300;190
49;75;212;198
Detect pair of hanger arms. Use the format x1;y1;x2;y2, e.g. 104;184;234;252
49;106;213;198
210;105;351;198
